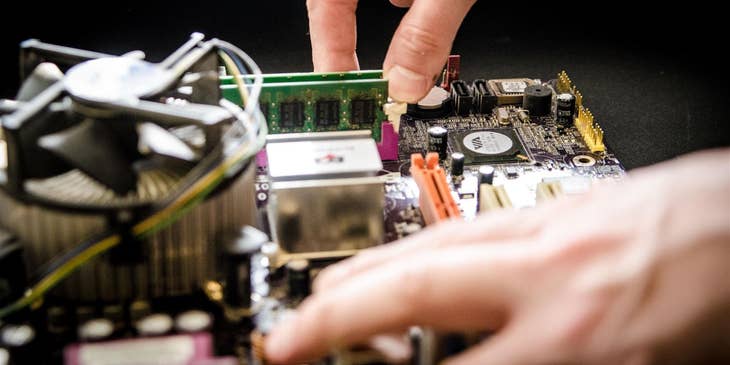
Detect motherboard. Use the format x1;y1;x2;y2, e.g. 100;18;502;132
0;37;625;364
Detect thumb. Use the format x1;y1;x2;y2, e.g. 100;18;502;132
383;0;475;102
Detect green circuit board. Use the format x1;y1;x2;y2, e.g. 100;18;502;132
220;70;387;141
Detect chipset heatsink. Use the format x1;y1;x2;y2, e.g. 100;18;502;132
451;128;528;164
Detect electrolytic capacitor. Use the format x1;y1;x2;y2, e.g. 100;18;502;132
478;165;495;185
427;126;448;160
556;93;576;126
135;313;173;336
175;310;212;333
78;319;114;341
450;153;465;177
224;226;268;311
1;324;37;363
286;259;311;299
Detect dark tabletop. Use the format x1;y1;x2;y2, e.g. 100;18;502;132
1;2;727;169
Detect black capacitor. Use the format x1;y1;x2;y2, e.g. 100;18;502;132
450;152;465;177
478;165;495;185
286;259;311;299
522;84;552;117
450;80;473;116
556;93;576;126
224;226;268;310
427;126;448;160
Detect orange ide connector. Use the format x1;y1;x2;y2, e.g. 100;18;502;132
409;152;461;225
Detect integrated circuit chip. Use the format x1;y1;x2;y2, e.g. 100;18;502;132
280;101;305;128
350;99;376;126
487;78;537;105
315;100;340;127
451;128;528;164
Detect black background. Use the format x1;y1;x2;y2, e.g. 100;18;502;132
1;1;728;169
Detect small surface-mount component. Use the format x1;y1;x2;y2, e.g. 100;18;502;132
410;153;461;225
523;84;552;116
473;79;497;114
427;126;448;160
487;78;537;105
279;101;305;129
497;107;511;126
452;128;528;164
315;99;340;127
478;184;512;212
450;80;473;116
556;92;576;126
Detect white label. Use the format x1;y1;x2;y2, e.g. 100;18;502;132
500;81;527;93
462;131;513;155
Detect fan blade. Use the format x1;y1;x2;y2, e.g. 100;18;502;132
109;99;234;126
16;62;64;102
137;122;198;161
38;120;137;195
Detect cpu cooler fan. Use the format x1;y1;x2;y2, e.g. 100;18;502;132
1;33;260;209
0;34;265;311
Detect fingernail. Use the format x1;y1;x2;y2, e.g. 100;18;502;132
385;65;431;103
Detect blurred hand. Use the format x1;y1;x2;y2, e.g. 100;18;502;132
306;0;476;103
265;149;730;364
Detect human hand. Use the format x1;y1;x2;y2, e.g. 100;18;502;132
306;0;476;103
265;148;730;364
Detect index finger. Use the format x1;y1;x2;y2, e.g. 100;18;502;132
307;0;360;71
265;244;524;363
